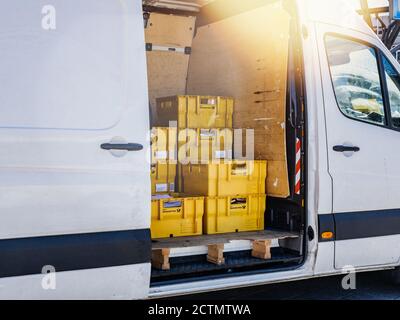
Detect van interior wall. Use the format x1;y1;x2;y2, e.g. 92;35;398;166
145;13;196;124
186;1;291;198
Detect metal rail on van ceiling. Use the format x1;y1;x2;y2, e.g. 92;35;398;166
142;0;285;25
142;0;205;12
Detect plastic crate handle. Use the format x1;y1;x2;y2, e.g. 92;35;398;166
199;97;217;110
231;162;247;177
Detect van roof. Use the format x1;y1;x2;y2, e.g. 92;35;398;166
302;0;378;37
143;0;378;38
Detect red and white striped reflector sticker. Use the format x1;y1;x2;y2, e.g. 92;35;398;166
295;138;301;195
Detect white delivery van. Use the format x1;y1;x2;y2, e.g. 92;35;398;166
1;0;400;300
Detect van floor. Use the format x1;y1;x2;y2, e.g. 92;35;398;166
151;248;302;283
151;229;302;283
152;229;299;249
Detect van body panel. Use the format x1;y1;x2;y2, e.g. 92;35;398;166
149;263;314;298
0;263;150;300
2;0;400;299
335;235;400;269
0;0;151;299
313;242;335;275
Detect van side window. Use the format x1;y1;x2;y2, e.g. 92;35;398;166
382;56;400;128
325;35;386;126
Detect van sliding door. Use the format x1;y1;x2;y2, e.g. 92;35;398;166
0;1;151;299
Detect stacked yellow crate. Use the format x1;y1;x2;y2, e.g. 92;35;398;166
176;128;233;192
151;196;204;238
151;95;267;238
182;161;268;234
150;127;177;195
163;95;268;235
177;128;233;165
151;126;205;239
151;96;234;239
155;95;233;129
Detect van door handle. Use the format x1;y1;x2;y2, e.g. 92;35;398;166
101;143;143;151
333;145;360;152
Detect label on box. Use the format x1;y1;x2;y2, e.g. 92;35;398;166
156;183;168;193
169;183;175;192
154;150;168;160
231;163;248;176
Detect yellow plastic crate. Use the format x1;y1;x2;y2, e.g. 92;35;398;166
156;95;234;129
151;161;176;194
178;128;233;164
204;194;266;234
151;127;177;164
151;196;205;239
182;160;267;196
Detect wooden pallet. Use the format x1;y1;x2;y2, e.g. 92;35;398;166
151;230;299;270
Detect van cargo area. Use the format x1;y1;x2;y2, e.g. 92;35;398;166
143;0;306;285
